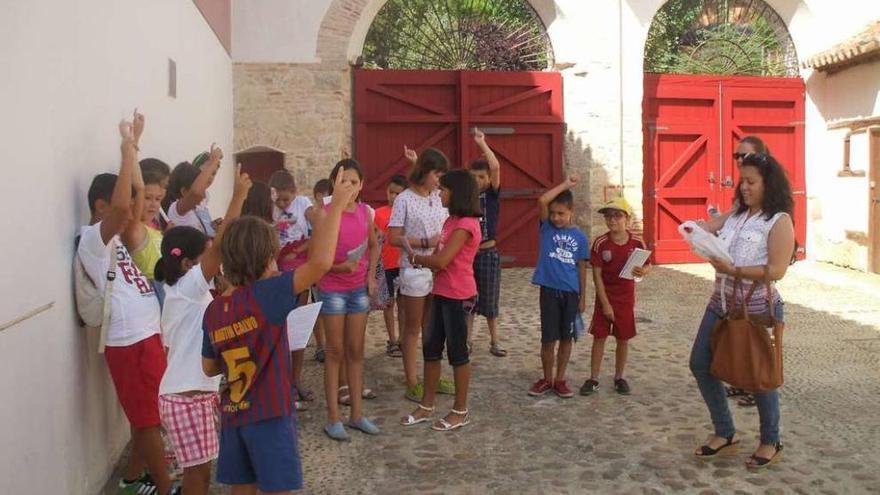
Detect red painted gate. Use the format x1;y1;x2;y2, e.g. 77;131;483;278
354;69;564;266
643;74;806;264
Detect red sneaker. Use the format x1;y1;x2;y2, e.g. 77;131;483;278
554;380;575;398
528;378;553;396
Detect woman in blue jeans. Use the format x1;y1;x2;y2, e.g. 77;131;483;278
691;153;795;469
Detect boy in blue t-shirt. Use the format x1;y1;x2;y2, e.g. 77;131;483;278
528;175;590;399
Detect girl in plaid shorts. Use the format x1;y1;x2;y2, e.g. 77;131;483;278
155;166;251;494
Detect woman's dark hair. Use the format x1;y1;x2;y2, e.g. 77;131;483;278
409;148;449;185
154;226;209;286
269;169;296;193
242;181;274;222
735;153;793;220
221;216;279;287
439;169;482;218
163;162;199;210
739;136;770;155
328;159;364;194
389;174;408;189
314;178;332;195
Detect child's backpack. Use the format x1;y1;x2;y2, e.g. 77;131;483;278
73;236;117;353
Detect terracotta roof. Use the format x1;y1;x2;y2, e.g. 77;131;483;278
803;20;880;72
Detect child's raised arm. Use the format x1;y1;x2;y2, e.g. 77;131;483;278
474;128;501;190
100;120;138;244
292;172;358;295
538;175;579;222
404;145;418;166
410;228;471;271
200;164;252;281
122;110;148;250
176;144;222;215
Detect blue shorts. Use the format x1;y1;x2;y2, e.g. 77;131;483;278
318;287;369;315
217;415;303;492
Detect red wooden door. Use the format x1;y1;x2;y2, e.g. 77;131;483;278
354;69;564;267
643;74;806;264
643;76;721;263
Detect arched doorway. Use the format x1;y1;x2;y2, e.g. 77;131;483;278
234;145;285;185
642;0;806;263
353;0;559;267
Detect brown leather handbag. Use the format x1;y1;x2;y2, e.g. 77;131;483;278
710;268;784;393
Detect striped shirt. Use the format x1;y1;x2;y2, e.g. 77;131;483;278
202;272;298;427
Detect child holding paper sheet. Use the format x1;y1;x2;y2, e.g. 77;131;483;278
200;171;357;493
155;165;251;495
317;159;381;441
581;197;651;397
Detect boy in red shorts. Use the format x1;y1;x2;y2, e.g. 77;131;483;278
580;197;651;396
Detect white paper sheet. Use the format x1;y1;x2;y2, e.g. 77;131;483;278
286;302;322;351
677;221;734;264
346;240;368;263
619;248;652;280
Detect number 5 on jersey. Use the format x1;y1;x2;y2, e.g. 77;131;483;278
221;347;256;403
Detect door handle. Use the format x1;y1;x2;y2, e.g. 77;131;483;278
708;172;716;184
722;176;734;187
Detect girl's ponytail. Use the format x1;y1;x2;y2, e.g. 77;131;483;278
158;226;209;286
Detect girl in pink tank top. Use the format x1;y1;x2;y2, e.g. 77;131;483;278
317;159;381;441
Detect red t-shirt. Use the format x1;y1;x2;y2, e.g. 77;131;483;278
374;206;400;270
590;232;647;306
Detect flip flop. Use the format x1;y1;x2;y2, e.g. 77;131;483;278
489;343;508;357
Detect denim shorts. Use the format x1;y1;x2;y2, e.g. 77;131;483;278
318;287;369;315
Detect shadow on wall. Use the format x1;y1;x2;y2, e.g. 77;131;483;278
807;65;880;123
564;128;612;238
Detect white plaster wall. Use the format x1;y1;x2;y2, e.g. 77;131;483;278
233;0;332;63
0;1;233;493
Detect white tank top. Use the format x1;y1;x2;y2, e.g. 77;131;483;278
710;210;788;313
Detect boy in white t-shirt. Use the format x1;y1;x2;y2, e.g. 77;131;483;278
76;118;174;495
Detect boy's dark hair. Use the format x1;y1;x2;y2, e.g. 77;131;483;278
221;216;280;287
139;158;171;179
740;136;770;155
389;174;408;189
242;181;274;222
735;153;793;220
143;171;165;186
192;151;210;169
87;173;118;215
439;169;482;218
313;178;332;195
268;169;296;193
164;162;200;210
154;226;208;286
409;148;449;185
329;159;364;194
550;190;575;210
469;159;490;172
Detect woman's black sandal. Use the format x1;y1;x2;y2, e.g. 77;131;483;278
737;394;757;407
746;443;783;469
726;386;748;398
695;435;740;458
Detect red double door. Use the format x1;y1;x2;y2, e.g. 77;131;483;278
354;69;564;266
643;74;806;264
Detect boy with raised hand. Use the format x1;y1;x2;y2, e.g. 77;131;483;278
467;128;506;357
528;175;590;399
77;116;175;495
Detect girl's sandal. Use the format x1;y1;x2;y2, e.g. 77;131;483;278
726;386;747;398
431;409;471;432
363;388;377;400
737;394;757;407
694;435;739;458
338;386;351;406
746;444;783;469
297;387;315;402
401;404;435;426
489;343;508;357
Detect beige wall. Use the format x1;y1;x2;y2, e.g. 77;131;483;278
233;0;880;253
0;1;233;493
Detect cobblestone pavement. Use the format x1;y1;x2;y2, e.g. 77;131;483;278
106;262;880;494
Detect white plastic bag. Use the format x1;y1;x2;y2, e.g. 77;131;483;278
678;221;733;264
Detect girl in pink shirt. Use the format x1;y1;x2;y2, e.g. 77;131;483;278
400;170;482;432
317;159;380;441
